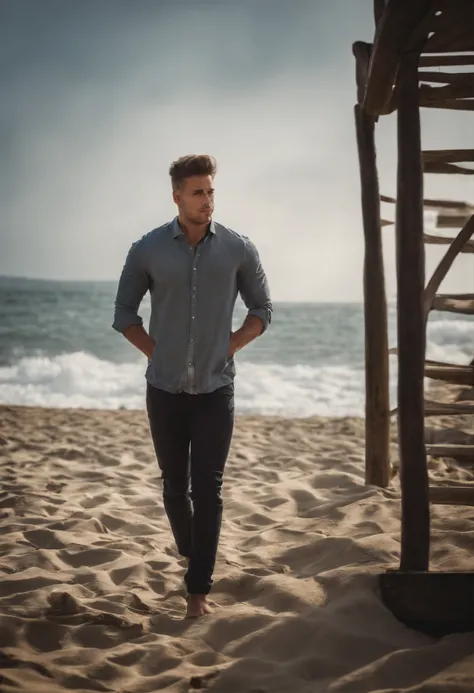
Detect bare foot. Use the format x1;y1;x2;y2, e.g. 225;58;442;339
185;594;213;619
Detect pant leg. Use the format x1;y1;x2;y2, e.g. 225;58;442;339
185;384;235;595
146;383;193;559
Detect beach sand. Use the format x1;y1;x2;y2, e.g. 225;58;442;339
0;397;473;693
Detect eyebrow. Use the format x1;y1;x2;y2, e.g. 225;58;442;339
192;188;215;193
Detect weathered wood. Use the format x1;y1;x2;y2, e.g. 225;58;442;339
381;193;474;213
363;0;434;115
374;0;388;26
436;214;472;228
419;71;474;86
426;445;474;461
424;364;474;387
422;99;474;112
420;82;474;105
424;233;474;252
423;216;474;318
354;104;390;489
422;149;474;163
424;400;474;416
419;55;474;67
429;486;474;506
391;400;474;416
379;571;474;637
352;41;373;108
395;51;429;572
424;161;474;175
432;294;474;315
423;2;474;53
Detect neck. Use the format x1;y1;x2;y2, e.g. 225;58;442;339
178;216;210;246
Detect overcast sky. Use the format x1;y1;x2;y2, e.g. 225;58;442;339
1;0;473;301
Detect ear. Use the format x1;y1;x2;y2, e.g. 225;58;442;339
172;189;180;205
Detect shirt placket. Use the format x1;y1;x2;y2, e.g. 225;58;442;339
185;243;202;393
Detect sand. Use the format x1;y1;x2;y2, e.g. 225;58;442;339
0;399;473;693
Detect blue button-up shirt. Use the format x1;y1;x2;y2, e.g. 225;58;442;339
112;217;272;394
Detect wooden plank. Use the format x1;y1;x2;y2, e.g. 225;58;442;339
422;149;474;163
424;161;474;175
436;214;472;228
374;0;388;26
426;445;474;461
424;364;474;386
422;98;474;111
381;193;474;212
354;104;390;489
424;400;474;416
420;82;474;104
363;0;435;115
395;52;430;573
391;400;474;417
419;71;474;85
419;55;474;67
352;41;373;108
423;216;474;318
424;233;474;252
431;294;474;315
379;571;474;637
423;5;474;53
429;486;474;506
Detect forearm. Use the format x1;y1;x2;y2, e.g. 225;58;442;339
230;315;263;355
123;324;155;359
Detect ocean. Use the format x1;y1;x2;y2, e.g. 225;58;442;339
0;277;472;417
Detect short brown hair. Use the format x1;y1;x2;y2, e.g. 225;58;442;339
169;154;217;190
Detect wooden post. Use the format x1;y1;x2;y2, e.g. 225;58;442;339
354;104;390;488
396;51;430;572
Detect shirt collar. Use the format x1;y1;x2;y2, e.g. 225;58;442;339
170;216;216;238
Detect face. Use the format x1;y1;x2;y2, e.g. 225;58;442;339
173;175;215;226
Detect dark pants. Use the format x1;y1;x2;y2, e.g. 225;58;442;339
146;382;234;595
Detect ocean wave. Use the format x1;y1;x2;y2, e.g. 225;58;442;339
0;315;470;415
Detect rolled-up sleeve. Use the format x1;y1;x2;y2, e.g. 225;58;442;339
112;240;150;334
238;237;272;333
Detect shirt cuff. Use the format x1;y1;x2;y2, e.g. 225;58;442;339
247;307;270;334
112;312;143;335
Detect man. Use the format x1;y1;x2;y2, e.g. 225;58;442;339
112;154;272;618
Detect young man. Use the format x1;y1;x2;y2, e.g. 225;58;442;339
112;154;272;618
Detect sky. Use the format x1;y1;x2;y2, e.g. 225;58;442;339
1;0;473;301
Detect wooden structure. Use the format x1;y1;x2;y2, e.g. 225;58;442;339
353;0;474;637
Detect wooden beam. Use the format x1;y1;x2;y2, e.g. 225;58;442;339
431;294;474;315
395;51;430;573
429;486;474;506
423;215;474;318
374;0;387;27
424;364;474;387
419;55;474;67
354;104;390;488
422;149;474;164
381;194;474;213
423;10;474;54
419;72;474;86
421;99;474;112
423;233;474;253
420;83;474;104
379;571;474;637
436;214;472;228
426;445;474;461
352;41;373;108
424;400;474;416
424;161;474;175
390;400;474;416
363;0;435;115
